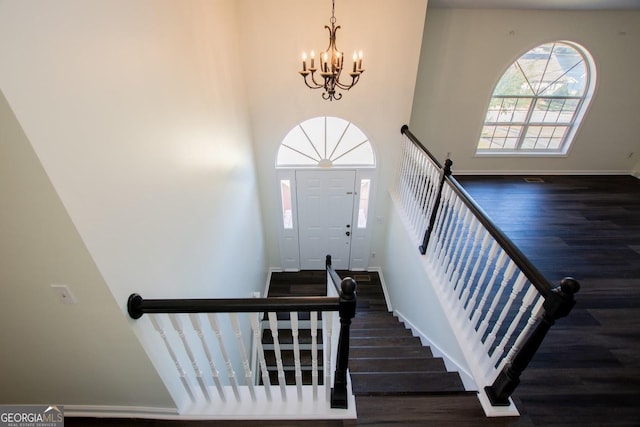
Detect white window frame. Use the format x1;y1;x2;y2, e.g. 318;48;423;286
476;41;597;157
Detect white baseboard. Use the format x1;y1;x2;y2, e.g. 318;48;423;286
64;405;177;419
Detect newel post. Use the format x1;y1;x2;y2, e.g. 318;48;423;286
485;277;580;406
331;277;357;409
419;158;453;254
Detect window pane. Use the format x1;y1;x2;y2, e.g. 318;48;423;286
513;98;532;122
524;126;567;150
280;180;293;229
357;179;371;228
494;64;534;96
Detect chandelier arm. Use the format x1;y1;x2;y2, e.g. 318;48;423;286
303;79;323;90
334;74;361;90
310;72;328;88
302;72;324;89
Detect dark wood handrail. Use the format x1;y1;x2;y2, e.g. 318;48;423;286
401;124;444;169
401;124;552;297
128;294;339;319
325;254;343;294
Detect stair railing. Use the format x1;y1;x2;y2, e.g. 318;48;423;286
325;255;357;409
396;125;579;412
127;261;356;416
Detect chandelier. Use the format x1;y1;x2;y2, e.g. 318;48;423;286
299;0;364;101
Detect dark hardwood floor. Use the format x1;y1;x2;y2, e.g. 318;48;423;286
67;175;640;426
455;174;640;427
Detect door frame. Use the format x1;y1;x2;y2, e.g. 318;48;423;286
276;168;376;271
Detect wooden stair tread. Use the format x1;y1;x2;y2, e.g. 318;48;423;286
350;327;414;338
349;357;447;373
350;336;424;347
262;328;323;344
350;371;466;395
350;345;434;359
263;350;323;366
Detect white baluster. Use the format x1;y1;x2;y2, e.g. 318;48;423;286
406;144;421;236
291;312;303;400
402;139;415;213
310;311;319;401
425;185;451;262
476;253;513;341
207;313;241;401
468;241;502;325
411;153;428;233
444;206;473;288
489;276;537;369
249;312;272;401
149;314;196;402
435;186;457;267
502;294;545;368
483;262;520;351
324;311;333;402
169;314;210;402
440;197;465;281
455;219;483;300
229;313;256;401
416;162;432;236
189;313;226;402
451;209;475;284
398;138;411;206
426;164;441;218
406;148;419;232
268;312;287;400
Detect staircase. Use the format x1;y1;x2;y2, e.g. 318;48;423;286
263;270;327;385
265;271;466;395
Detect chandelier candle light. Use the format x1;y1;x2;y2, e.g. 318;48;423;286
299;0;364;101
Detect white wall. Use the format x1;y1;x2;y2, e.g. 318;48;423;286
0;0;266;408
382;198;469;376
238;0;428;269
410;8;640;174
0;90;174;407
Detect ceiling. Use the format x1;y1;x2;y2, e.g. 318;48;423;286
428;0;640;10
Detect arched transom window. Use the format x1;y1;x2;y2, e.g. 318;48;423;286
277;116;375;167
477;41;596;155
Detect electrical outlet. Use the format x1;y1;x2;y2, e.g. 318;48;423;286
51;284;77;304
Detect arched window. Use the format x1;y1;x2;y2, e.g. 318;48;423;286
276;116;375;167
477;41;596;155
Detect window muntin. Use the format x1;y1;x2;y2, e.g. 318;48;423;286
477;41;595;155
276;116;375;167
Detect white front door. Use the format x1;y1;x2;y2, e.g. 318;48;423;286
296;170;355;270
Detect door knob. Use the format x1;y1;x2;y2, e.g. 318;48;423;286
346;231;351;236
